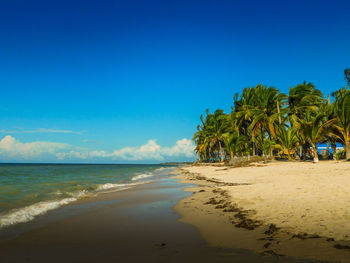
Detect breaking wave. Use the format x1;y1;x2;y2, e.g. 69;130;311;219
0;166;175;229
0;196;79;228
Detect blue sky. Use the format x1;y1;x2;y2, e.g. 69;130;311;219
0;0;349;163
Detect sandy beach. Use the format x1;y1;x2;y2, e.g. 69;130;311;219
1;165;348;262
174;161;350;262
0;172;311;263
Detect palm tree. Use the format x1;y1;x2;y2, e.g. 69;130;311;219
222;132;247;159
193;73;349;163
193;128;210;161
193;113;208;161
232;88;258;156
275;126;299;160
193;109;229;161
331;87;350;160
243;85;287;140
288;82;324;119
260;139;281;163
233;85;287;157
207;109;229;161
293;109;335;163
323;98;341;160
345;69;350;87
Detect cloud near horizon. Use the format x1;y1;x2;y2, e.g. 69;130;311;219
0;136;195;162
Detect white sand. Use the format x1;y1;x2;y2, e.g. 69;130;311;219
182;161;350;241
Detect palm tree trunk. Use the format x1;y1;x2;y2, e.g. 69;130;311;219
277;101;282;125
326;142;330;159
218;141;223;162
312;144;319;163
302;145;307;161
332;142;337;160
346;142;350;161
230;151;234;160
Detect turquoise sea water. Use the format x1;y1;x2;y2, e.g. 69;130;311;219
0;164;174;228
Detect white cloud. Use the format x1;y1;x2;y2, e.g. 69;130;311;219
0;136;195;162
58;139;195;161
56;150;89;160
162;138;196;158
0;135;70;160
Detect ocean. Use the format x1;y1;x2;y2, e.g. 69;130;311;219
0;164;175;229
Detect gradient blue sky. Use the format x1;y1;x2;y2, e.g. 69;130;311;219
0;0;349;162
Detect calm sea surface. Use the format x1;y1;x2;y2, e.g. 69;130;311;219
0;164;175;228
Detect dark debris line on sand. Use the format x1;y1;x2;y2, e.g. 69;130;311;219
201;186;287;256
202;189;336;258
203;188;341;256
181;168;350;261
186;169;285;256
333;244;350;250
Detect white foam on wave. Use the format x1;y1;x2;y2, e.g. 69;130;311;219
131;173;153;181
96;183;130;190
131;167;174;181
153;166;176;174
0;167;175;229
96;181;149;192
0;182;140;229
97;183;140;191
0;197;79;229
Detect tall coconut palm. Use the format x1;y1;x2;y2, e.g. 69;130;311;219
275;126;299;160
193;109;229;161
222;132;247;159
288;82;324;119
293;109;336;163
233;88;258;154
322;98;342;160
193;73;350;163
193;127;210;161
331;87;350;160
243;85;287;140
345;69;350;87
207;109;229;161
258;139;281;163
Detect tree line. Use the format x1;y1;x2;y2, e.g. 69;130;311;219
193;69;350;163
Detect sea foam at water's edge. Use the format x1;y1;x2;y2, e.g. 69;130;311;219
132;173;153;181
0;166;175;229
0;181;147;229
0;197;78;228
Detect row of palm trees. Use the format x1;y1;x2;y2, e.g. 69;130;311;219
193;74;350;163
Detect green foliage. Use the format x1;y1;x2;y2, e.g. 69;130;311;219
345;69;350;87
288;82;324;118
193;74;350;163
335;150;346;160
193;109;229;161
275;126;299;160
331;87;350;159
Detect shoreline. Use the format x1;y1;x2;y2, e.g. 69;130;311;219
0;165;173;230
0;167;344;262
1;172;296;263
173;161;350;262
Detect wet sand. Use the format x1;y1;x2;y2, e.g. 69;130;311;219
0;173;324;262
175;161;350;262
